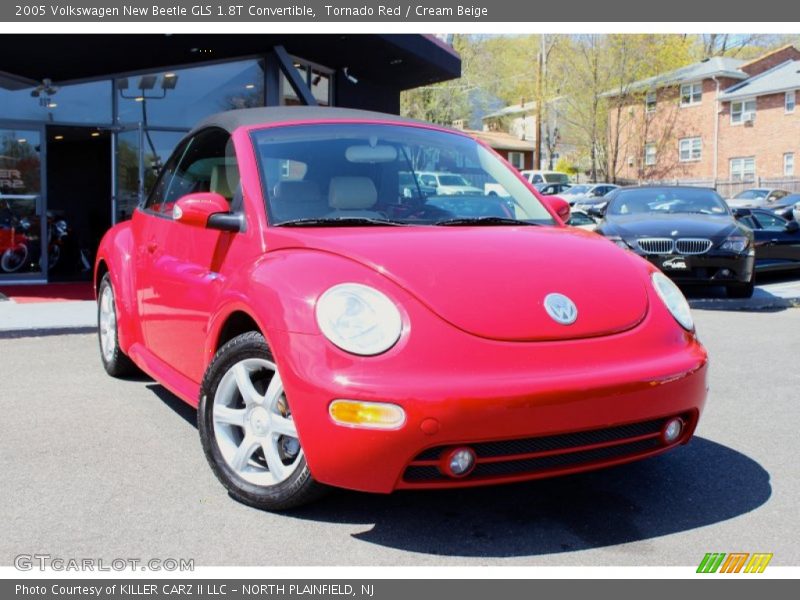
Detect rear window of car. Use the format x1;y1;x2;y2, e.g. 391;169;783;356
608;188;729;216
543;172;569;184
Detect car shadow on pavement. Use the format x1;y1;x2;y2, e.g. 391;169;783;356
144;382;771;558
146;383;198;427
684;272;800;312
288;438;771;558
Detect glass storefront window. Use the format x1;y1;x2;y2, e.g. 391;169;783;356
1;129;43;277
281;62;332;106
311;69;331;106
116;60;265;129
116;128;187;223
0;80;112;124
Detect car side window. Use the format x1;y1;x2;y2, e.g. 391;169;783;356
753;212;787;231
143;137;192;213
532;175;542;183
146;128;240;217
769;191;787;202
738;215;759;229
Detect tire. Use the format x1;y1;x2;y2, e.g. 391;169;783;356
198;331;327;511
727;281;754;299
1;243;28;273
97;274;138;377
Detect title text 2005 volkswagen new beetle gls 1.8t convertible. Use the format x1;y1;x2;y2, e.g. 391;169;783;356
95;107;708;510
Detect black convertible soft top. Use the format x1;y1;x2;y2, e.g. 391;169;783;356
192;106;434;134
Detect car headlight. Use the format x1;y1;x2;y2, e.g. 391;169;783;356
316;283;403;356
720;236;750;253
607;236;631;249
651;272;694;331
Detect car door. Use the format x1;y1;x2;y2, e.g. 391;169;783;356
140;127;248;383
132;136;193;353
752;211;800;267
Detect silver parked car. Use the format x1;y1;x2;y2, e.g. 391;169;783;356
726;188;792;209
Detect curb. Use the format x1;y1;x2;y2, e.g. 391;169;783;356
0;326;96;339
689;297;800;311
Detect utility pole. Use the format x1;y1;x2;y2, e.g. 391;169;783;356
534;35;550;171
534;37;544;171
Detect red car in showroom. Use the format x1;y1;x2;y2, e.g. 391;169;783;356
95;107;708;510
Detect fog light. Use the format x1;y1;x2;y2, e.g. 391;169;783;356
662;418;684;443
442;447;476;478
329;400;405;430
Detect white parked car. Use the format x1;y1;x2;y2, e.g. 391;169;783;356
417;171;483;195
519;170;570;185
560;183;619;205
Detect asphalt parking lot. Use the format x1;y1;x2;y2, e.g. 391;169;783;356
1;306;798;567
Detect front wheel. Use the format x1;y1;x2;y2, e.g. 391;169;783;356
1;243;28;273
198;331;327;510
97;274;137;377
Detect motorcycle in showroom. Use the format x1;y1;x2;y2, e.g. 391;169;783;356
0;199;69;274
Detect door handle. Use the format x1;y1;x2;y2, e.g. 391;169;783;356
146;241;158;253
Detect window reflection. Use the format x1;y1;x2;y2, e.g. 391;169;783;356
116;60;265;128
116;129;186;223
0;80;112;123
281;62;331;106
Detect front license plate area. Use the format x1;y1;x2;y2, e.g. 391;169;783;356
661;256;689;270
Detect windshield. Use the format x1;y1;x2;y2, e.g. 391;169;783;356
252;123;556;226
607;188;729;216
734;189;768;200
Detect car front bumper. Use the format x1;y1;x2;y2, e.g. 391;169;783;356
633;250;754;285
267;304;708;494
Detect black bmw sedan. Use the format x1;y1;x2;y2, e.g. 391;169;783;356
595;186;755;298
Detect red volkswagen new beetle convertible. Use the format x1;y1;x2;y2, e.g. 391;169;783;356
95;107;708;509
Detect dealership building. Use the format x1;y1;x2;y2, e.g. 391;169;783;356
0;34;460;282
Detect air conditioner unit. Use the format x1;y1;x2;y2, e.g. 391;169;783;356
743;112;756;125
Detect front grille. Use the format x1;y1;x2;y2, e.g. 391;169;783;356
403;414;691;484
637;237;713;255
637;238;674;254
675;238;713;255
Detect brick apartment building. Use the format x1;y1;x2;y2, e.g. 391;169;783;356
607;45;800;192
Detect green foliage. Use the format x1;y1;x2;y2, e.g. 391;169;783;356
554;157;579;176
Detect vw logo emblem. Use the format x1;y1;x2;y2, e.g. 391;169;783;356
544;293;578;325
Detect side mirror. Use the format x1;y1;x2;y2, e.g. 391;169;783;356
173;193;242;232
586;205;606;219
786;220;800;233
544;196;571;222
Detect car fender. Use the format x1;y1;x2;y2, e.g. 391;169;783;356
204;247;422;362
94;222;140;352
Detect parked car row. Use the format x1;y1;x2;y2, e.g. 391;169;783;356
569;186;800;298
346;155;799;300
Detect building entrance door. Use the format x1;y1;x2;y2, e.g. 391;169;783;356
45;125;112;281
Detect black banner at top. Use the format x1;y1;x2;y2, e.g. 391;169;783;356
2;0;799;22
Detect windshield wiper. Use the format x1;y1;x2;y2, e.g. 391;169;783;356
434;216;539;226
278;217;406;227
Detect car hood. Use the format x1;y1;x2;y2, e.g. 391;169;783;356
602;213;740;239
269;226;649;342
